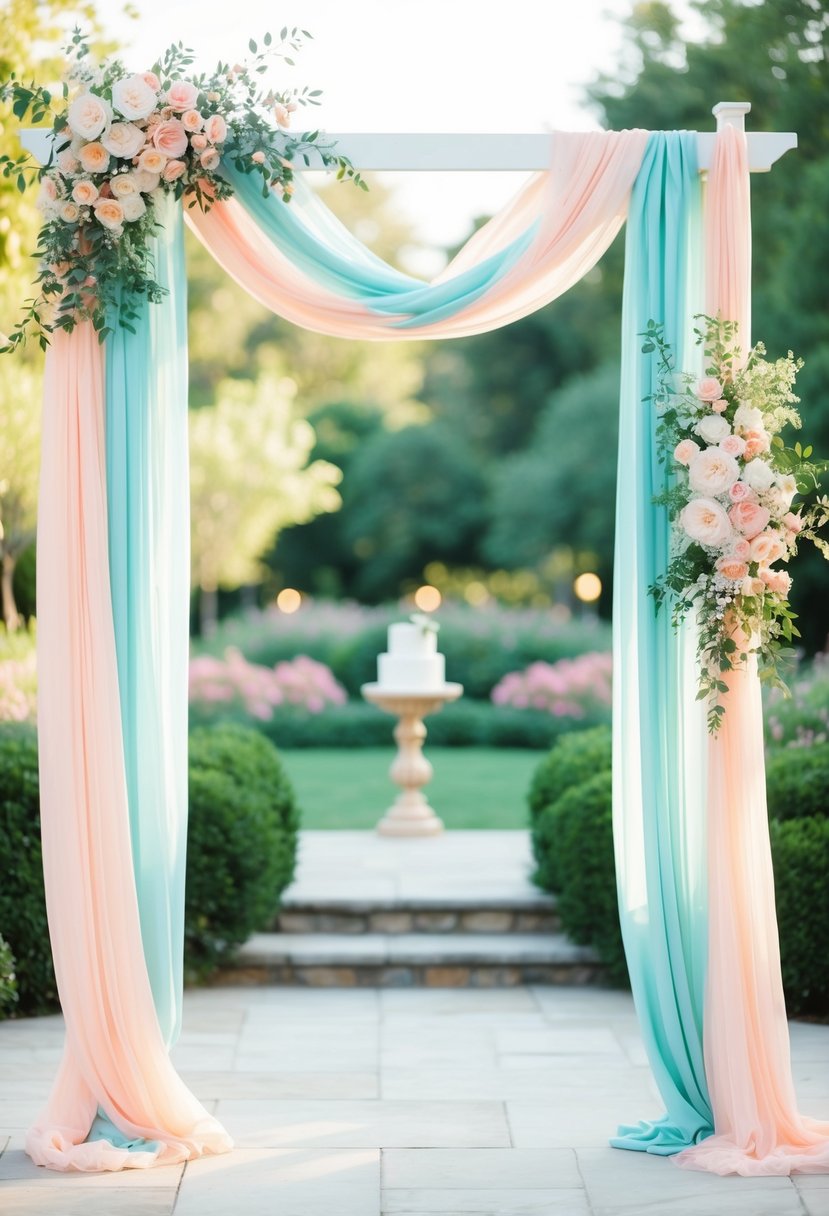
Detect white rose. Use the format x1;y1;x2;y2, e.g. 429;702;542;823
109;173;138;198
776;473;797;502
120;192;147;222
102;121;146;160
687;447;740;496
129;168;161;193
733;403;764;431
742;458;776;492
111;74;158;121
680;497;734;549
695;414;731;445
67;91;112;139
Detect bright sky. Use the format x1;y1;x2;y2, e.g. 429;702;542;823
102;0;702;251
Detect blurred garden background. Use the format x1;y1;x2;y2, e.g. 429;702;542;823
1;0;828;1017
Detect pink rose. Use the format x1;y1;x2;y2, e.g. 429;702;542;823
760;568;792;597
163;159;187;182
728;481;755;503
749;532;786;565
783;512;803;534
204;113;227;143
719;434;747;458
674;438;700;466
79;141;110;173
680;498;733;549
182;109;203;132
166;80;199;112
729;538;751;560
696;376;723;402
711;398;728;414
138;147;167;174
715;555;749;582
142;71;161;92
152;119;188;158
200;147;221;171
251;150;266;164
72;179;99;206
190;133;208;150
112;74;158;121
729;500;771;539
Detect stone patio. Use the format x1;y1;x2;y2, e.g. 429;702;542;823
2;984;829;1214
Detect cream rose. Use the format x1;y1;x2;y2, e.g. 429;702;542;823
67;91;112;139
138;148;167;174
57;148;80;174
129;168;161;192
93;197;125;232
102;121;145;160
59;200;80;223
166;80;199;112
733;403;764;431
740;575;766;597
715;555;749;582
182;109;203;132
109;173;138;198
729;500;771;539
674;439;700;467
696;376;723;402
687;447;740;496
742;458;776;492
72;179;99;206
112;74;158;121
680;498;733;549
36;176;60;216
121;193;147;222
79;141;110;174
204;113;227;143
152;119;188;158
695;414;731;445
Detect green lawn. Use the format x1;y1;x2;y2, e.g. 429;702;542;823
279;747;540;830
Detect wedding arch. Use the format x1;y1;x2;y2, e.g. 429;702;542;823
16;92;829;1179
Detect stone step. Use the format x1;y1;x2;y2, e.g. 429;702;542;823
214;931;602;988
275;898;559;936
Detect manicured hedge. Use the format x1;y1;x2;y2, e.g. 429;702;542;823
765;744;829;821
0;934;18;1017
771;816;829;1016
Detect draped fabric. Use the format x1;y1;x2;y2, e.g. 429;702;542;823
610;131;713;1156
674;125;829;1176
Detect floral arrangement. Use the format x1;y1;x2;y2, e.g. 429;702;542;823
189;648;347;720
491;652;612;719
0;28;364;350
646;315;829;731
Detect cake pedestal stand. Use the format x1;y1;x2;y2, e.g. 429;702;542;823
361;683;463;837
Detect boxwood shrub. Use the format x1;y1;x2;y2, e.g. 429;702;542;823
0;725;57;1015
0;933;19;1018
765;744;829;821
186;724;299;975
771;816;829;1016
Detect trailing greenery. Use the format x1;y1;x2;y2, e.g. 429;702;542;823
186;724;299;974
0;725;57;1015
528;725;612;891
0;933;18;1018
766;744;829;822
771;816;829;1016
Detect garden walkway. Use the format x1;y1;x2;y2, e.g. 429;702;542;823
1;984;829;1215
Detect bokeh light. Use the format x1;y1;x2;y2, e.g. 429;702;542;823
276;587;302;613
573;572;602;603
414;584;442;612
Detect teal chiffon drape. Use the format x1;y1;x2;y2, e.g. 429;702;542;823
611;130;713;1153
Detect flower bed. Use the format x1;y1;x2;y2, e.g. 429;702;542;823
491;652;612;719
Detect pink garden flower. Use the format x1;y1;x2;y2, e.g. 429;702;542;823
696;376;723;402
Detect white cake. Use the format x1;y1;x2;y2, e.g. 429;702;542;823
377;621;446;692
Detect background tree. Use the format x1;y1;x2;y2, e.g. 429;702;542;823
189;376;342;633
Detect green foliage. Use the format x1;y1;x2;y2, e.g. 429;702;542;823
770;816;829;1016
0;725;57;1015
0;933;18;1019
552;770;627;985
765;744;829;822
186;724;299;974
529;726;612;891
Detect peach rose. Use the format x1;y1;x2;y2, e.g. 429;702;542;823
743;428;771;460
109;173;137;198
72;179;99;206
729;537;751;560
93;197;125;232
112;74;158;121
729;500;771;539
715;555;749;582
182;109;203;132
729;481;755;503
121;193;147;222
750;532;786;565
138;147;167;174
680;498;733;549
251;150;266;164
152;119;188;158
274;103;291;127
696;376;723;402
200;147;221;171
783;512;803;534
142;71;161;92
67;91;112;139
102;121;145;160
687;447;740;496
190;133;208;151
162;159;187;182
79;141;110;173
740;575;766;597
760;568;792;597
204;113;227;143
166;80;199;112
59;200;80;223
711;398;728;414
674;438;700;466
719;434;747;458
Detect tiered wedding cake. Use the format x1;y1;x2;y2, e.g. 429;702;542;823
376;618;446;692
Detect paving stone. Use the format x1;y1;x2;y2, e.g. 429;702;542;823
382;1148;581;1189
0;1185;177;1214
180;1070;379;1100
0;1147;185;1187
381;1188;590;1214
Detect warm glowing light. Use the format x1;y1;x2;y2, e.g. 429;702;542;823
464;581;490;606
573;572;602;603
414;584;442;612
276;587;302;613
